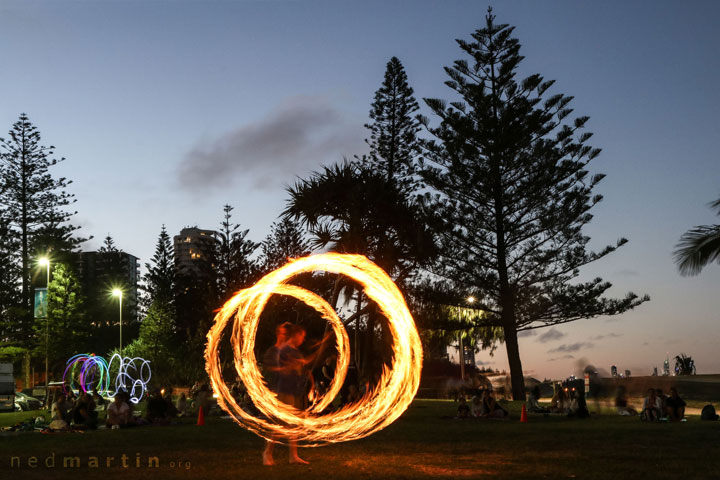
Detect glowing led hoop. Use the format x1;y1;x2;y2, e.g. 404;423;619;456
107;354;152;404
62;354;110;395
205;253;423;446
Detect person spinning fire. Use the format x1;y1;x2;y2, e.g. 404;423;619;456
262;322;329;466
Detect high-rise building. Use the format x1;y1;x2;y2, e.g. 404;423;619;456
173;227;218;275
75;250;140;324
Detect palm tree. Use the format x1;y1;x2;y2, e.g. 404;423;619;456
674;196;720;275
284;160;436;375
674;353;696;375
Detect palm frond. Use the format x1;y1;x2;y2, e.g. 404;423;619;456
673;224;720;276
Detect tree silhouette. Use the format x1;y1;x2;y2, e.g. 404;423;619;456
674;353;696;375
418;10;648;399
674;195;720;275
0;113;87;340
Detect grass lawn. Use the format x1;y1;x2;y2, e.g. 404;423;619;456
2;399;720;479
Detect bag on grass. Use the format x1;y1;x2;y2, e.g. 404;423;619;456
701;404;718;421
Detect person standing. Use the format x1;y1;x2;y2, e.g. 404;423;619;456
263;323;312;466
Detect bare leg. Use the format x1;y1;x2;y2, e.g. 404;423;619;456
289;440;308;464
263;440;275;466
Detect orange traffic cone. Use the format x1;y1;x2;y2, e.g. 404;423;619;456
197;405;205;426
520;403;528;423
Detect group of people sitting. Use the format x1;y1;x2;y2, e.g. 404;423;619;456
616;386;686;421
456;388;509;419
50;389;105;430
528;385;590;418
48;384;207;431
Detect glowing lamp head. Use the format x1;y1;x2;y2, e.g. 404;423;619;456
112;289;122;297
38;257;49;267
466;296;475;304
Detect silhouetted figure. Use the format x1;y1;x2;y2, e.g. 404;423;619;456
568;389;590;418
642;388;662;421
615;386;638;416
666;387;686;422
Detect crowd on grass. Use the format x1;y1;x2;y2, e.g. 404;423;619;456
616;386;691;422
451;383;720;423
454;388;510;419
46;383;213;431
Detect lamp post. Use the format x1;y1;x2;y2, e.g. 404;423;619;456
458;296;476;381
112;289;123;357
38;257;50;408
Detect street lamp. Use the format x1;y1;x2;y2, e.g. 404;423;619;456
458;296;476;381
112;289;123;357
38;257;50;408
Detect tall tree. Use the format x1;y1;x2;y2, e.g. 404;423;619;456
674;195;720;275
260;217;311;272
35;262;90;372
216;204;259;298
418;10;648;399
0;113;85;339
364;56;421;189
142;225;176;308
0;211;21;344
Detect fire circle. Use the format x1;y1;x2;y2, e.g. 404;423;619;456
205;253;423;446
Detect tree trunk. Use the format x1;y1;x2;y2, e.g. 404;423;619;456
361;310;377;377
503;321;525;400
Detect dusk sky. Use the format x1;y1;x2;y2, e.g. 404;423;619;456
1;0;718;380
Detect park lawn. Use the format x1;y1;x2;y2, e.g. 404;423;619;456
1;399;719;480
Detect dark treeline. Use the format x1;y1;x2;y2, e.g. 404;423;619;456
0;10;649;398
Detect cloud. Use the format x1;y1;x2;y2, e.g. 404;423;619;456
517;330;537;338
548;354;575;362
177;95;367;191
590;332;623;341
475;359;493;366
537;327;566;343
548;342;594;354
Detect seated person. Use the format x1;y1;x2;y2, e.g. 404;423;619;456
176;392;189;417
482;390;508;418
656;388;667;418
568;389;590;418
615;386;638;415
641;388;662;421
146;389;170;423
106;395;131;428
162;388;178;418
51;393;73;424
72;393;98;430
665;387;686;422
92;388;106;411
548;386;570;414
457;397;470;418
527;385;548;413
470;394;484;417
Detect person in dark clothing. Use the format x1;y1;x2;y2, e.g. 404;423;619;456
263;323;310;466
666;387;686;422
72;393;98;430
146;389;170;423
568;389;590;418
